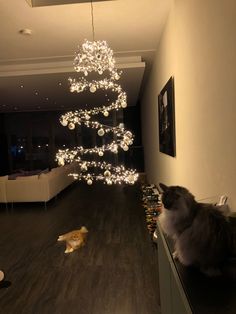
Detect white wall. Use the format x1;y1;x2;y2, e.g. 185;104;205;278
141;0;236;210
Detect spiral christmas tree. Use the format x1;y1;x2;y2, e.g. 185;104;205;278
56;40;138;185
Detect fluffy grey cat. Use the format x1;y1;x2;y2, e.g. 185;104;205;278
158;183;236;277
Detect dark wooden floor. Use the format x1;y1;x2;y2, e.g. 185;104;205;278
0;182;160;314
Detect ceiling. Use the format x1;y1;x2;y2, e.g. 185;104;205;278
0;0;171;113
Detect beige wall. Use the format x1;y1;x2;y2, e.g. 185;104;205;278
141;0;236;210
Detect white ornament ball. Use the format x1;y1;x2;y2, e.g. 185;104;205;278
85;114;90;120
98;151;104;157
68;122;75;130
0;270;4;282
90;85;97;93
87;179;93;185
121;101;127;108
103;111;109;117
61;119;68;126
97;128;105;136
104;170;111;177
106;179;112;185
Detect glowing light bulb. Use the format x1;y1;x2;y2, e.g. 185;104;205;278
58;158;65;166
127;174;135;184
111;145;118;153
123;145;129;151
121;101;127;108
81;164;88;172
90;85;97;93
87;179;93;185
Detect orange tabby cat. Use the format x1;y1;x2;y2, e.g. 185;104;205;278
57;226;88;253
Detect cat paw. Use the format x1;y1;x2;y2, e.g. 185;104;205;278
172;251;179;260
64;248;73;254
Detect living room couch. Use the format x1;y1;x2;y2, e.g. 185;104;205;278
0;163;78;207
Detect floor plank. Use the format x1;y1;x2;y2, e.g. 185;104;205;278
0;182;160;314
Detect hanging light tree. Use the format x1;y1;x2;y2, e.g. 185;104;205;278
55;1;138;185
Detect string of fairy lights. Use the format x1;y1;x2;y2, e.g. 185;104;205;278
55;39;138;185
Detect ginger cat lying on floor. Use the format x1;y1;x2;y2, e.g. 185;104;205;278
57;226;88;253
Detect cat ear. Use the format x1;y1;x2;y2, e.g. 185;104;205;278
159;183;168;192
80;226;88;233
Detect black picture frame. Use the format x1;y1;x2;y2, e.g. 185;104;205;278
158;76;176;157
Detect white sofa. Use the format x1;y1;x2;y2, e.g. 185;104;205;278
0;175;8;205
0;163;78;207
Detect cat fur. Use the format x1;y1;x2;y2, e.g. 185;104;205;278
158;183;236;277
58;226;88;253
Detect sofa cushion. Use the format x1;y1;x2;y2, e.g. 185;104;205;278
51;167;59;172
39;172;49;179
23;170;41;176
40;168;49;174
8;173;22;180
16;175;39;180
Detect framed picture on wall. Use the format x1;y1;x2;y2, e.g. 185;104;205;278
158;76;176;157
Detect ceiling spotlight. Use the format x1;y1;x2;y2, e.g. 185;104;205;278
19;29;32;36
20;85;24;88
